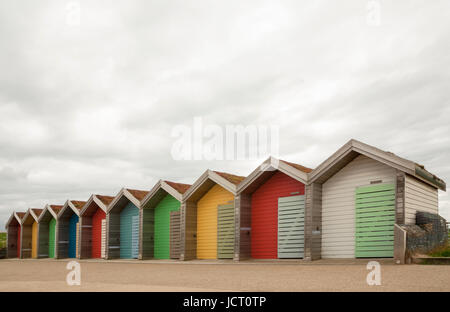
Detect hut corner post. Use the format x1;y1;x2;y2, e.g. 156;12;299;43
180;201;197;261
77;217;83;259
55;220;60;259
395;171;406;225
234;194;251;261
394;171;406;264
304;183;322;261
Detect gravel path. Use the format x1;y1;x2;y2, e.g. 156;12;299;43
0;258;449;292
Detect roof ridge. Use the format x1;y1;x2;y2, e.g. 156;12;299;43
279;159;313;173
164;180;192;194
213;171;246;185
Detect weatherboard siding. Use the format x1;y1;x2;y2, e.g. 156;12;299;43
404;175;439;225
321;155;396;259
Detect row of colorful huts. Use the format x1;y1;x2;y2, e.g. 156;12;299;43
4;140;446;261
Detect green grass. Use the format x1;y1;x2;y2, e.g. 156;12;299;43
0;232;6;249
429;245;450;257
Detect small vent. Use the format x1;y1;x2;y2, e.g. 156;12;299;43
370;180;382;185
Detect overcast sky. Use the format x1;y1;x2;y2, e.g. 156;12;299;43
1;0;449;228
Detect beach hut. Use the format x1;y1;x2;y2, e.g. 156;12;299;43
56;200;86;259
5;212;25;258
106;189;149;259
79;194;114;259
37;205;62;258
19;208;43;258
181;170;245;260
236;157;311;260
306;139;446;259
140;180;191;260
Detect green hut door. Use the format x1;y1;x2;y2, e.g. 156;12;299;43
277;195;305;259
217;202;235;259
48;219;56;258
154;194;180;259
355;183;395;258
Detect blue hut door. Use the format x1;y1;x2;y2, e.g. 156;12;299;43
120;202;140;259
69;214;79;258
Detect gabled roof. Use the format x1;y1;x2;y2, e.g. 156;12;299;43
213;171;246;186
238;157;311;194
308;139;446;191
164;181;191;195
80;194;114;215
15;212;26;221
126;189;149;201
96;195;115;207
58;200;87;218
141;180;192;209
21;209;37;225
183;170;245;203
30;209;43;220
107;188;150;213
5;211;23;229
37;205;57;222
279;160;312;174
70;200;86;211
45;204;63;219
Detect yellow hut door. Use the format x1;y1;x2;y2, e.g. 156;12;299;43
32;221;38;258
197;184;234;259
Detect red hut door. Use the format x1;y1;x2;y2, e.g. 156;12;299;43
92;209;106;258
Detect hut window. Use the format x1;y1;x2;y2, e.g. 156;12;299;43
370;180;383;184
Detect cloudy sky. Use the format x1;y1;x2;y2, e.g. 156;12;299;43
1;0;449;227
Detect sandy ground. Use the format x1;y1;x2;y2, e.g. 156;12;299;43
0;258;449;292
